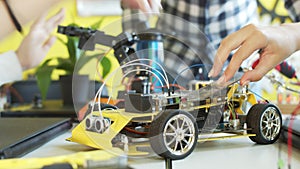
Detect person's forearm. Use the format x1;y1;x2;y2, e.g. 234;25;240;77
0;0;61;40
291;22;300;51
282;22;300;52
0;51;23;86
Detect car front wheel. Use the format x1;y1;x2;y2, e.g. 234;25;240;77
149;110;198;160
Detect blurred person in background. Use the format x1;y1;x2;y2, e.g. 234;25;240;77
0;0;65;86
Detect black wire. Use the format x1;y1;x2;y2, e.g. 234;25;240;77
3;0;23;33
248;88;269;103
285;86;300;94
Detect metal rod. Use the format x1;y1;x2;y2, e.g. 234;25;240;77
165;158;172;169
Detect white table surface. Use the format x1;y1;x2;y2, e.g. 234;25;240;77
23;129;300;169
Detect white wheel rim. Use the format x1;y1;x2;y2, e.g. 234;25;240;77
260;107;281;141
163;114;196;156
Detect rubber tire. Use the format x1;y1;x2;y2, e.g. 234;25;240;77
149;110;198;160
246;103;282;144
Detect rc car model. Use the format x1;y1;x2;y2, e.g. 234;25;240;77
58;25;282;160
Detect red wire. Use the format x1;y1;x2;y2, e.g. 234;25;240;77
154;84;187;90
124;127;148;135
287;102;300;168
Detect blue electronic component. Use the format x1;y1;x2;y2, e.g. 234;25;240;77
136;32;164;93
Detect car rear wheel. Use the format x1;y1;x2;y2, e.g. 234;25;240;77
247;103;282;144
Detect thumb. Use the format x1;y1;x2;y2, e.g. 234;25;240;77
241;69;266;85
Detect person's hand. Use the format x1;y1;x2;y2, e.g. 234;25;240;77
16;8;65;70
208;24;299;86
121;0;162;14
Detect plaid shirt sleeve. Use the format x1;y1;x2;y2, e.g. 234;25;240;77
284;0;300;22
121;0;258;79
122;0;258;48
204;0;258;51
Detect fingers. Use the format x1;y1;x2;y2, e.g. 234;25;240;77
208;39;233;78
29;8;65;49
209;25;253;78
240;60;271;85
31;8;65;35
210;24;270;84
41;9;65;54
137;0;152;13
44;8;65;34
122;0;162;14
240;50;284;85
241;70;264;86
16;9;65;70
121;0;140;9
137;0;162;14
221;33;268;82
149;0;162;14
